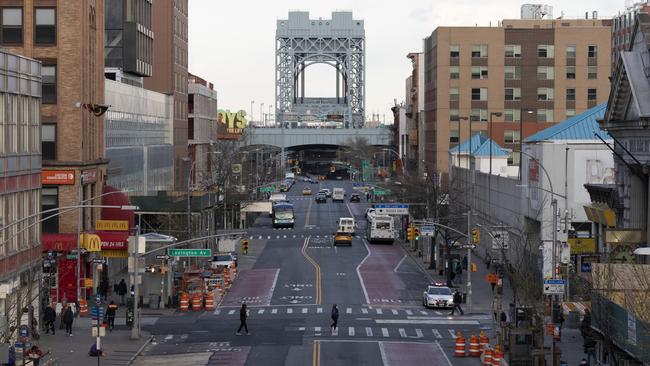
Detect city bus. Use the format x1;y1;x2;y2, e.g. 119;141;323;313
366;212;395;244
272;202;295;228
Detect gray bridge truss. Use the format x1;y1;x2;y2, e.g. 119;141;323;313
246;127;392;149
276;11;365;128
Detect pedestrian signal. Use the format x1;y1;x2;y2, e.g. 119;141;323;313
471;227;480;244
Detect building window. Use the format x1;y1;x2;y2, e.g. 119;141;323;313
566;66;576;79
505;44;521;58
588;45;598;58
449;109;460;121
537;66;555;80
1;8;23;44
588;66;597;79
42;65;56;104
449;66;460;79
537;109;554;122
537;45;554;58
470;109;488;122
505;88;521;101
450;130;459;143
471;88;487;101
449;88;459;102
566;45;576;59
508;151;520;166
504;130;520;144
566;88;576;101
537;88;554;101
504;109;521;122
42;187;58;233
471;66;488;79
504;66;521;80
42;124;56;160
450;45;460;58
34;8;56;44
471;44;488;58
566;109;576;118
588;88;597;100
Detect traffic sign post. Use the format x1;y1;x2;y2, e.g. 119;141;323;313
168;249;212;257
543;279;566;295
374;204;409;215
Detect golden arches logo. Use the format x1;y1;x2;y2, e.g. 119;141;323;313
80;234;102;252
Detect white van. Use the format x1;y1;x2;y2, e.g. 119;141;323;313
337;217;356;235
332;187;345;202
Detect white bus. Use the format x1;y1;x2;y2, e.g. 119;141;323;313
366;212;395;244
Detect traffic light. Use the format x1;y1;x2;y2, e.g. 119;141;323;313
414;227;420;241
407;225;415;241
471;227;480;244
242;239;250;255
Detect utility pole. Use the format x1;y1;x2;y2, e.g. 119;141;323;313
466;209;473;313
130;226;142;340
551;197;558;366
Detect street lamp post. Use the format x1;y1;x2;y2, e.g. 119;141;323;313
488;112;503;218
260;103;264;126
250;100;255;122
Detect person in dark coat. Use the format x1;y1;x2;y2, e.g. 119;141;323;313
106;301;118;331
88;343;106;357
450;291;464;315
117;279;128;305
63;305;74;336
330;304;339;331
43;304;56;335
236;303;250;335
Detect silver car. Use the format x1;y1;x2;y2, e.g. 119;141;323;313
422;284;454;309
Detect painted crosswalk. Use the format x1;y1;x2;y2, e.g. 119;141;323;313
287;326;468;340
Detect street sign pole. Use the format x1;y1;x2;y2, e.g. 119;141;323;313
466;209;472;314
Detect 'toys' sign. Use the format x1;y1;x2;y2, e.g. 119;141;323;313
217;109;247;134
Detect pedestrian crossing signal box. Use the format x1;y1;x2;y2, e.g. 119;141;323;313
242;239;249;255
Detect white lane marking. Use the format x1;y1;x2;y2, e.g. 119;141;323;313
376;309;383;315
258;309;265;314
214;309;221;315
356;239;372;304
228;310;236;315
267;236;271;239
314;327;321;332
381;328;389;337
414;329;424;338
348;327;355;336
287;308;293;314
268;269;280;306
164;334;173;341
302;308;308;314
434;340;454;366
378;342;389;366
365;327;373;337
298;327;305;331
258;235;262;239
271;309;278;314
375;319;479;325
399;328;407;338
448;329;456;338
393;254;408;272
432;329;442;338
317;307;323;313
361;308;368;314
346;307;352;314
405;310;413;315
391;309;399;315
420;310;428;315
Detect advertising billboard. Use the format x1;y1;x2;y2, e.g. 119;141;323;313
217;109;248;139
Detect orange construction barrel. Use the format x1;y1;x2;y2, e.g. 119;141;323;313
78;299;88;316
204;292;215;311
491;346;502;366
483;348;493;366
179;293;190;311
454;331;466;357
469;334;481;357
191;294;203;311
479;331;489;352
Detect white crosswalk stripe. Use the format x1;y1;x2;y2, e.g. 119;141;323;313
381;328;389;337
432;329;442;338
405;310;413;315
365;327;373;337
391;309;399;315
376;309;383;315
415;329;423;338
283;235;287;238
258;236;262;239
346;307;352;314
293;235;296;238
361;308;368;314
314;326;321;332
214;309;221;315
271;309;278;314
258;309;265;314
348;327;355;336
399;328;407;338
332;327;338;336
287;308;293;314
267;236;271;239
317;307;323;313
302;308;308;314
448;329;456;338
228;310;236;315
420;311;428;315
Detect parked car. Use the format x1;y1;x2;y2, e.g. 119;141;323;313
350;193;361;202
422;283;454;309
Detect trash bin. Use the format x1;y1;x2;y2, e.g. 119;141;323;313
149;294;159;309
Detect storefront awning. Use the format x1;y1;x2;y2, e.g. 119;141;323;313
583;204;616;227
42;233;77;252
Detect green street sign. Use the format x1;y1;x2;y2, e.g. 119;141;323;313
259;187;275;192
66;254;78;260
168;249;212;257
373;188;389;196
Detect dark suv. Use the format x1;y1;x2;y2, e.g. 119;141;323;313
315;193;327;203
350;193;361;202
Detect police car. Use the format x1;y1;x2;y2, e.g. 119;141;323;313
422;283;454;309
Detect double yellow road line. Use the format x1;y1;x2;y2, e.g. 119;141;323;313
312;340;321;366
301;235;322;305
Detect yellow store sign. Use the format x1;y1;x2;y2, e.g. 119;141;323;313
568;238;596;254
80;234;102;252
96;220;129;231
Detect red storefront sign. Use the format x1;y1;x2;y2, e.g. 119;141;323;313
42;232;129;251
42;170;75;185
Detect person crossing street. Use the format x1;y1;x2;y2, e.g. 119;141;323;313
330;304;339;331
236;303;250;335
450;290;464;315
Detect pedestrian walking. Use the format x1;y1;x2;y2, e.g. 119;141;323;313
236;303;250;335
117;279;127;305
581;309;592;338
450;291;464;315
106;301;118;331
63;305;74;336
43;304;56;335
558;312;565;339
330;304;339;331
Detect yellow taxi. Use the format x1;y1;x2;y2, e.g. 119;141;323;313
333;232;353;246
302;187;312;195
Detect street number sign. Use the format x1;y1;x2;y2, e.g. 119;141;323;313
543;279;566;295
168;248;212;257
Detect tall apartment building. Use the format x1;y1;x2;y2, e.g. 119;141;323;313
611;2;650;73
423;18;612;175
0;50;42;342
188;73;218;189
144;0;189;191
406;52;425;176
2;1;107;303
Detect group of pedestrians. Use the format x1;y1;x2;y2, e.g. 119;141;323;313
42;303;75;336
234;303;342;335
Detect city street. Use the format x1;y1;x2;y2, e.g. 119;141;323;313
135;180;490;365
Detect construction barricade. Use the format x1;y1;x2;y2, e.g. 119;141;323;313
479;331;490;352
454;331;466;357
492;345;502;366
469;334;481;357
179;292;190;311
78;299;88;316
204;291;215;311
191;293;203;311
482;348;493;366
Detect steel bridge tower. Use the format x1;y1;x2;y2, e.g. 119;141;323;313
276;11;365;128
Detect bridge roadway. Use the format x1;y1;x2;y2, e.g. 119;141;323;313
245;127;392;148
135;180;488;366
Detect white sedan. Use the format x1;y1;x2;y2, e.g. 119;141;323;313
422;284;454;309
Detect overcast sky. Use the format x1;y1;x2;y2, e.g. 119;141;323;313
189;0;624;122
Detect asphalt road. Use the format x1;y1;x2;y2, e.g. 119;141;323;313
136;180;488;366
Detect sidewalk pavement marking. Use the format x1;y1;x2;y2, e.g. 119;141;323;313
448;329;456;338
302;308;308;314
366;327;373;337
228;310;236;315
258;309;265;314
376;309;383;315
346;307;352;314
317;307;323;313
287;308;293;314
272;308;278;314
432;329;442;338
361;308;368;314
349;327;355;336
381;328;389;337
399;328;407;338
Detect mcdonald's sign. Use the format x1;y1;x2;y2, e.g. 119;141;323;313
80;234;102;252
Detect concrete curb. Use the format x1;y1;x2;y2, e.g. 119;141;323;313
125;335;153;366
396;238;435;283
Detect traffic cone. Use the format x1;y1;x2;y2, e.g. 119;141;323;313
454;331;466;357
